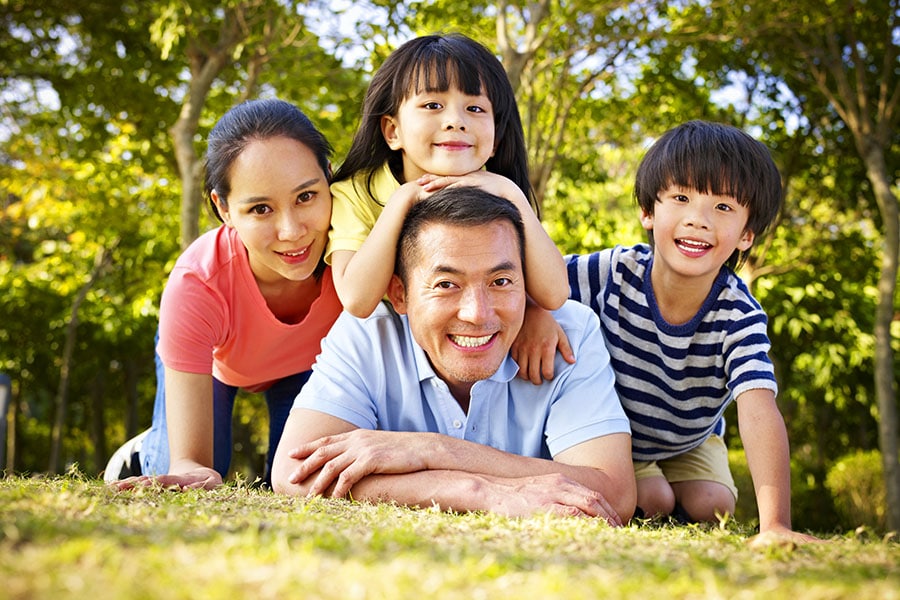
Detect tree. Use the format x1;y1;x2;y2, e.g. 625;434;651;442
677;0;900;534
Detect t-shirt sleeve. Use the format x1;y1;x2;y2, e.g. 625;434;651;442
156;267;228;375
292;310;381;429
543;302;630;456
326;178;379;261
724;311;778;400
565;250;612;311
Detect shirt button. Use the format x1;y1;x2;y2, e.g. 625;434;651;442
452;420;462;429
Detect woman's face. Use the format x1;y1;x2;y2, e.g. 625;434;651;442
212;136;331;286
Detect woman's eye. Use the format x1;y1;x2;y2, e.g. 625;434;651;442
250;205;271;215
297;191;315;204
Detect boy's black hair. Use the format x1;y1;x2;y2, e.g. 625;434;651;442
634;120;783;269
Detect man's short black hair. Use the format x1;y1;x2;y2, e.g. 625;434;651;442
395;186;526;284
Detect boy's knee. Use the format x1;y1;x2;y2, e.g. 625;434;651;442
636;477;676;518
673;480;735;522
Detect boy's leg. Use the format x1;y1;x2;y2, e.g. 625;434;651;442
634;460;676;518
661;435;737;522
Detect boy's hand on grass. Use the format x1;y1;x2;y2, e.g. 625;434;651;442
748;526;823;549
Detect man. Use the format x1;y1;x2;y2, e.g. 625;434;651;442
271;186;635;524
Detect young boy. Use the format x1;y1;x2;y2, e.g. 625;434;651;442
566;121;817;543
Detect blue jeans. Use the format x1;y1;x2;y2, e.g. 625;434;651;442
141;335;311;487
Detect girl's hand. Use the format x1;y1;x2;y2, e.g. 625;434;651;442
511;299;576;384
419;171;525;206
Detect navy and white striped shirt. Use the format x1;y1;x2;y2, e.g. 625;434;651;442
566;244;777;462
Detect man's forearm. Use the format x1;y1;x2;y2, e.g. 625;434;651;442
343;469;623;521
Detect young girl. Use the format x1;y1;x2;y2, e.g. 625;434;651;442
105;99;343;490
328;33;568;332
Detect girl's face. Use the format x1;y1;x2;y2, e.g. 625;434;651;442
212;136;331;287
641;184;754;285
381;85;496;183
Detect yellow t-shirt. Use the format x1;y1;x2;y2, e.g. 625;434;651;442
326;162;400;263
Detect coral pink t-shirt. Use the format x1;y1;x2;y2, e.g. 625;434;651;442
157;226;343;392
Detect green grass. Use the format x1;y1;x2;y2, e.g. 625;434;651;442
1;473;898;599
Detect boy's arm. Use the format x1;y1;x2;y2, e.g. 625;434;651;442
510;297;575;383
737;389;820;543
331;182;422;317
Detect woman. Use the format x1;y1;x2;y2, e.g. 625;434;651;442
105;98;342;489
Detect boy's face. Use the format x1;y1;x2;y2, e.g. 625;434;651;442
640;184;754;283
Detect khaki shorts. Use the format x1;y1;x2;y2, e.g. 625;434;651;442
633;435;738;500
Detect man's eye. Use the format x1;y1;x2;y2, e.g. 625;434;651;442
436;281;456;289
493;277;512;287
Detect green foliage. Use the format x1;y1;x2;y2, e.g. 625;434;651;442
2;475;899;599
1;0;897;531
825;450;888;533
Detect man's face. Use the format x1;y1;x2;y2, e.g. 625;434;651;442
388;220;526;401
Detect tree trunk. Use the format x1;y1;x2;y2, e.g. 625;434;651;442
90;372;107;473
48;244;114;473
861;143;900;532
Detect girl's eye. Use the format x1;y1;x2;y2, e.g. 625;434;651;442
717;203;733;212
297;191;315;204
250;205;272;215
467;105;486;113
424;101;443;110
673;195;689;203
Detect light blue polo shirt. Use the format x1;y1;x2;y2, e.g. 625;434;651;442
293;300;630;458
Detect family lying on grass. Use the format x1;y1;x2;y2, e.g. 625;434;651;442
105;34;819;545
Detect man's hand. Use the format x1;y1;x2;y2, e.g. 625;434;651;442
288;430;435;497
108;466;223;491
478;472;623;525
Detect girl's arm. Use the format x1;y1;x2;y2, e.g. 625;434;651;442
331;181;425;318
737;389;820;544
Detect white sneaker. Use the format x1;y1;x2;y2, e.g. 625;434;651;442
103;429;149;482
